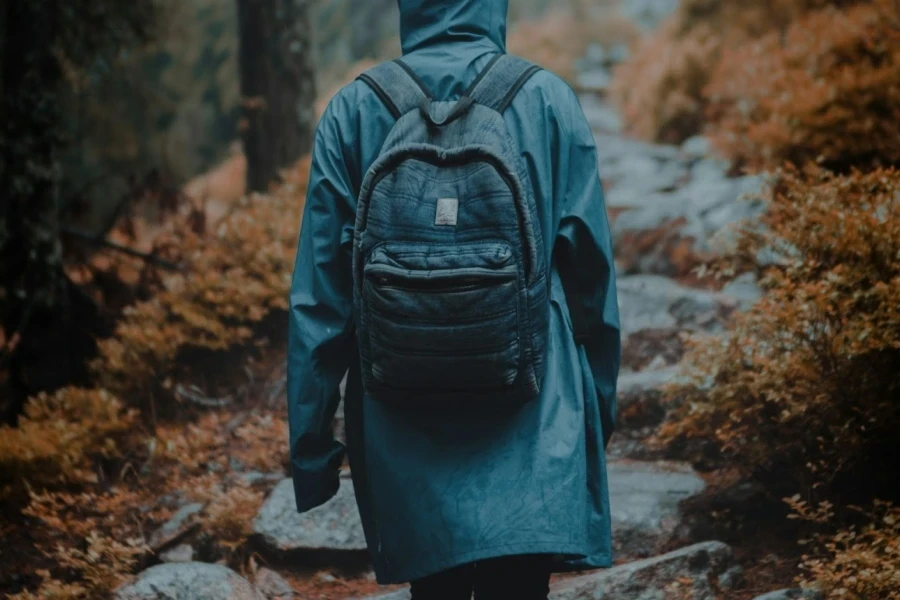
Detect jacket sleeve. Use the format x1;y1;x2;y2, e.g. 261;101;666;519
287;94;358;512
554;88;621;449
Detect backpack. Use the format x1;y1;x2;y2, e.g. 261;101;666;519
352;53;551;407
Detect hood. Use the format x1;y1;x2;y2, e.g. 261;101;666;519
397;0;508;55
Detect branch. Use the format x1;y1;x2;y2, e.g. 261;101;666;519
61;226;181;270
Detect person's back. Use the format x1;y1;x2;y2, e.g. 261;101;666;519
287;1;620;598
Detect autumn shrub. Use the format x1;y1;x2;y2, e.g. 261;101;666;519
787;498;900;599
707;0;900;172
10;488;152;599
610;0;857;143
659;167;900;493
0;388;137;491
95;160;309;398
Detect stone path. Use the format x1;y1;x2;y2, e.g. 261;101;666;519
119;32;813;600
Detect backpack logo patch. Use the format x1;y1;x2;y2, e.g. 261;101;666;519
435;197;459;226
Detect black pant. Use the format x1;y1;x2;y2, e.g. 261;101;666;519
409;554;552;600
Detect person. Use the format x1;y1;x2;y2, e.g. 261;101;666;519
286;1;620;598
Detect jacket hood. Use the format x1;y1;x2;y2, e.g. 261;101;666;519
397;0;508;55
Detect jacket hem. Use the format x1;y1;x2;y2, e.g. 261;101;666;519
373;540;609;584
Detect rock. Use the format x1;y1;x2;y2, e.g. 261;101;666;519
553;541;733;600
753;589;822;600
575;68;611;94
361;542;733;600
253;474;367;554
682;135;712;158
616;366;681;432
254;567;295;600
239;471;285;485
619;0;681;31
148;503;204;551
580;95;622;134
717;565;745;590
159;544;194;563
585;43;607;66
609;461;707;558
691;156;731;182
721;272;763;309
115;563;265;600
606;43;631;65
617;275;730;338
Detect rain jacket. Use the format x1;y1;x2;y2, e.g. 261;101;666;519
287;0;620;584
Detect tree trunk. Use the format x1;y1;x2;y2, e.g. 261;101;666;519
237;0;317;193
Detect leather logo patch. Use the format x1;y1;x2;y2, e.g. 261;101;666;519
435;197;459;226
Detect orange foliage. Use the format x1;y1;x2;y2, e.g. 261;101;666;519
95;159;309;398
660;167;900;489
0;388;137;491
787;498;900;599
707;1;900;171
610;0;858;143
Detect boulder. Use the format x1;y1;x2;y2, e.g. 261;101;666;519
552;541;733;600
159;544;195;563
115;563;265;600
358;542;732;600
617;275;730;338
609;461;707;558
254;567;295;600
753;589;822;600
253;474;367;554
148;503;204;551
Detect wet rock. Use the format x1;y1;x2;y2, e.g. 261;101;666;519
682;135;712;158
253;474;366;553
619;0;681;31
721;272;763;309
359;542;732;600
553;541;733;600
115;563;265;600
575;68;612;94
754;589;822;600
717;565;745;590
616;366;681;432
148;503;204;551
159;544;194;563
617;275;730;338
607;43;631;65
254;567;295;600
609;461;707;558
580;96;622;134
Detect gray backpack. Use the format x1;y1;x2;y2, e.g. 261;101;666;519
353;54;549;407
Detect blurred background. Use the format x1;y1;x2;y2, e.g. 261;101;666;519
1;1;898;599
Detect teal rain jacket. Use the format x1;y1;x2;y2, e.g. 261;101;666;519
287;0;620;584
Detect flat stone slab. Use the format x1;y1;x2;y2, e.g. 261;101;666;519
609;461;707;558
253;474;367;553
754;590;822;600
253;459;705;564
617;275;733;338
360;542;732;600
553;541;732;600
115;563;265;600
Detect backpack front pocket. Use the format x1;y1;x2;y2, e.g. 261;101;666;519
362;240;521;392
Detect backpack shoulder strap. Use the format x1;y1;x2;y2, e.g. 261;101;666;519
356;59;433;120
467;54;543;114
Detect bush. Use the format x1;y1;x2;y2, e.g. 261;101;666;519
788;498;900;599
95;160;309;398
707;0;900;171
0;388;137;491
660;166;900;492
610;0;857;143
